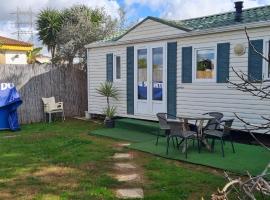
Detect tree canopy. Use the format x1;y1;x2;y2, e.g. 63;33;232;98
37;5;120;65
36;9;63;61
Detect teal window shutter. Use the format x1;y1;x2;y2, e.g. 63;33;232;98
248;39;263;81
167;42;177;117
182;46;192;83
217;43;230;83
127;46;134;115
106;53;113;82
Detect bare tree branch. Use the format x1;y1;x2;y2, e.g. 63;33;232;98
211;27;270;200
228;68;270;100
245;27;269;63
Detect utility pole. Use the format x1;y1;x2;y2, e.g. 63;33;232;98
11;7;34;43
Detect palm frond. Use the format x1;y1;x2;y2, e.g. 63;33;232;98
96;81;119;100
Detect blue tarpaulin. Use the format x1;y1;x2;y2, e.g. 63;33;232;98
0;83;22;131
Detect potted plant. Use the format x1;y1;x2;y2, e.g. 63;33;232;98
196;61;206;79
96;81;119;128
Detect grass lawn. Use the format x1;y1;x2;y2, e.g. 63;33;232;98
0;119;233;199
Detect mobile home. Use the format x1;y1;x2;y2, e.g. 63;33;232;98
86;2;270;130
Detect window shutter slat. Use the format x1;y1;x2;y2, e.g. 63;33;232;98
127;46;134;115
182;46;192;83
167;42;177;117
106;53;113;82
217;43;230;83
248;39;263;81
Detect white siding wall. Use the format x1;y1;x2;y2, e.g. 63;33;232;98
87;45;127;116
88;21;270;131
119;19;186;41
176;26;270;130
5;51;27;64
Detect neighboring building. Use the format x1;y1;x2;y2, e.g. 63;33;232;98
86;2;270;131
35;55;51;64
0;36;33;64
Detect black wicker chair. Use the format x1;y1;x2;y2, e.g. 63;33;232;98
205;119;235;157
203;112;224;131
166;120;200;159
156;113;172;145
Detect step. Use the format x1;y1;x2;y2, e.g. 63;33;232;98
91;128;156;142
117;143;131;147
116;118;159;135
116;188;144;199
114;163;137;170
112;153;133;160
114;173;140;182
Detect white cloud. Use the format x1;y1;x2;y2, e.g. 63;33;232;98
0;0;120;46
125;0;270;20
0;22;15;38
0;0;120;21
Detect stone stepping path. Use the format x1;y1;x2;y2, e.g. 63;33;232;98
116;188;144;199
114;173;140;182
117;143;131;147
114;163;136;170
112;153;133;159
110;143;144;199
2;135;18;139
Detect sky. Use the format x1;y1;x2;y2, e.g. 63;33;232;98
0;0;269;54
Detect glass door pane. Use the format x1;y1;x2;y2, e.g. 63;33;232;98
152;47;163;101
137;49;147;100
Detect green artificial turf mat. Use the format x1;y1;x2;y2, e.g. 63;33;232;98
116;118;159;128
115;118;159;135
129;139;269;175
90;126;269;175
90;128;156;142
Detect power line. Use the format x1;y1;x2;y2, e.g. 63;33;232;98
10;7;34;43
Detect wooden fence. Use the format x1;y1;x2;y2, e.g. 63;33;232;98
0;64;87;124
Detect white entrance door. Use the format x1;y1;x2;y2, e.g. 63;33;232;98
134;44;167;116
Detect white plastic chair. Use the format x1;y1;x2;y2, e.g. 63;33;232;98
41;97;65;123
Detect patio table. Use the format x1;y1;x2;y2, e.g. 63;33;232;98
177;114;215;152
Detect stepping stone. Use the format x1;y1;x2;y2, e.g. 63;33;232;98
112;153;132;159
114;163;136;170
113;143;131;151
115;174;140;182
116;188;144;199
3;135;18;138
117;143;131;147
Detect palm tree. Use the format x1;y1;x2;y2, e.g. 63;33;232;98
26;47;42;64
36;9;63;61
96;81;119;121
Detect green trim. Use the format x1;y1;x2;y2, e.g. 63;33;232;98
167;42;177;117
127;46;134;115
217;43;230;83
182;46;193;83
248;39;263;81
106;53;113;82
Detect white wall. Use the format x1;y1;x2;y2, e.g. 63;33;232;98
87;45;127;117
5;51;28;64
87;20;270;131
176;26;270;130
119;19;186;41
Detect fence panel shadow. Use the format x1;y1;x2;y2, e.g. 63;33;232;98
0;64;87;124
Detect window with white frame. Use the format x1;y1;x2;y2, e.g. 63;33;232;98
194;47;216;81
114;55;121;80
